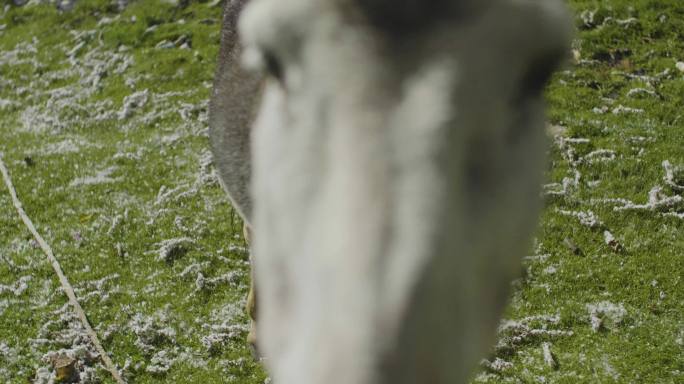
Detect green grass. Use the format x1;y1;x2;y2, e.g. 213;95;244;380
0;0;682;383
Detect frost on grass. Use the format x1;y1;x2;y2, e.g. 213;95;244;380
153;237;194;264
479;314;572;377
662;160;684;191
13;28;221;220
13;34;135;134
543;134;590;197
128;309;177;355
603;230;623;252
494;314;573;356
197;149;219;186
626;87;658;98
69;166;122;187
0;39;41;69
611;105;644;115
556;209;603;228
0;342;19;366
74;274;120;304
581;149;616;164
0;275;32;296
117;89;149;120
591;160;684;219
146;349;176;374
126;307;208;375
194;271;242;294
145;346;208;375
541;342;558;370
480;357;513;373
36;137;100;156
200;303;248;355
587;301;627;332
31;304;105;384
0;98;19;110
593;186;682;214
146;150;222;224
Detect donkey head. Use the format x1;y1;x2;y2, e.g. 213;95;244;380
231;0;570;383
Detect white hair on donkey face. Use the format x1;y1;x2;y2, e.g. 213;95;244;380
230;0;571;383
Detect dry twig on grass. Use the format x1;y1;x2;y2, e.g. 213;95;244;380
0;155;125;384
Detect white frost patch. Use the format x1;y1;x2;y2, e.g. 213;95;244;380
153;237;194;263
197;149;218;185
0;40;41;68
144;346;207;374
117;89;149;120
200;323;248;354
602;356;621;380
154;185;184;206
146;150;219;223
0;98;18;110
0;342;18;364
593;106;609;115
593;184;683;218
495;314;573;355
179;262;210;278
199;303;247;354
228;244;249;256
107;209;128;235
69;166;122;187
581;149;616;164
663;211;684;219
556;209;602;228
37;347;100;384
194;271;241;293
544;135;593;197
43;139;79;154
662;160;684;191
623;68;672;83
560;137;591;145
161;133;182;145
38;137;99;155
676;61;684;73
627;186;681;211
31;304;104;384
480;357;513;372
125;307;207;373
146;350;175;374
611;105;644;115
128;310;177;354
0;275;32;296
602;230;623;252
16;36;134;133
587;301;627;332
626;87;658;98
542;342;558;370
544;170;582;197
473;372;500;383
75;274;120;304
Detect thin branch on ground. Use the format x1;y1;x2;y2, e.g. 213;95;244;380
0;155;126;384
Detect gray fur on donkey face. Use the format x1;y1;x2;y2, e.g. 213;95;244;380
210;0;571;383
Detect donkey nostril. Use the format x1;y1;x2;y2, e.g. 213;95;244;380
263;51;284;82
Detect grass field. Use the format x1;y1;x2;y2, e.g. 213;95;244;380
0;0;682;383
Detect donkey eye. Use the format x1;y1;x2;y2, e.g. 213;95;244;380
518;51;562;99
242;46;283;81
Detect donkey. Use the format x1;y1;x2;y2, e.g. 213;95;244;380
209;0;571;383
